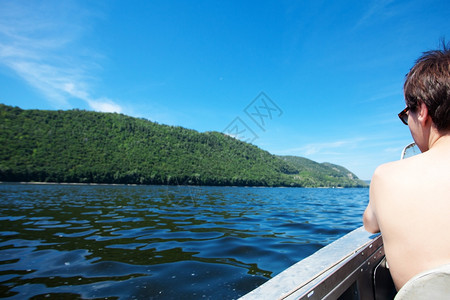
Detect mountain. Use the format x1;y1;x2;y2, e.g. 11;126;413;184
0;104;367;187
278;156;367;187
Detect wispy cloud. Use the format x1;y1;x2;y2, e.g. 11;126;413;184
0;1;122;113
301;140;350;156
359;86;403;104
279;138;367;157
353;0;397;30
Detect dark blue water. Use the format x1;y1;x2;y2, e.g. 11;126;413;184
0;184;368;299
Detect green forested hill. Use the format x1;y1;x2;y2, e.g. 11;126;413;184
278;156;366;187
0;104;367;187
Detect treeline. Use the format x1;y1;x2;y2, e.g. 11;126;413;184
0;104;367;187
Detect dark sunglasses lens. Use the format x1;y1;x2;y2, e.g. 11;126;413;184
398;107;409;125
401;113;408;125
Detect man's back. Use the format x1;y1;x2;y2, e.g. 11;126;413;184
370;142;450;289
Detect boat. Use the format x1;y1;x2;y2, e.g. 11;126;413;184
240;226;396;299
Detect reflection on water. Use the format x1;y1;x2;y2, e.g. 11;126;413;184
0;184;368;299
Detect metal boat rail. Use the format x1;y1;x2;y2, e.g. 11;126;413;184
240;226;396;299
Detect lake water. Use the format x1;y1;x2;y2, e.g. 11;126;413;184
0;183;368;299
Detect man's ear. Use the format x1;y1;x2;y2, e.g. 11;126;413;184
417;102;431;127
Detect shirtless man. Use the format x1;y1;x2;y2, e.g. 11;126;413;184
363;45;450;290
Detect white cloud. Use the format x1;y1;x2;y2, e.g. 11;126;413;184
87;99;123;114
0;1;122;113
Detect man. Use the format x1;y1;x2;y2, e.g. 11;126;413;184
363;44;450;290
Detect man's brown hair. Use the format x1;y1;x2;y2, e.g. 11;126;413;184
404;40;450;132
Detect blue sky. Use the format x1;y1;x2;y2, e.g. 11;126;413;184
1;0;449;180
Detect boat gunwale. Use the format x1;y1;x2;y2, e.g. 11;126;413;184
240;226;383;299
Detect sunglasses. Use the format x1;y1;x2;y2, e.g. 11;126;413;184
398;107;410;125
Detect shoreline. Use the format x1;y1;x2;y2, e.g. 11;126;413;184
1;181;139;187
0;181;364;188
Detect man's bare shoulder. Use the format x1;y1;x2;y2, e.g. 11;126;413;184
380;149;450;181
372;157;418;185
370;154;428;204
372;150;450;208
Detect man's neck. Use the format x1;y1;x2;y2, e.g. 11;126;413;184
428;132;450;150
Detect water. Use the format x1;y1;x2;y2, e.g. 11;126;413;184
0;183;368;299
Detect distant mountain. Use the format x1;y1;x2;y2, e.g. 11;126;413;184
278;156;367;187
0;104;367;187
